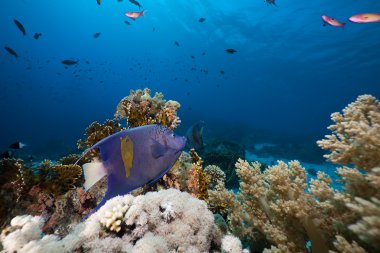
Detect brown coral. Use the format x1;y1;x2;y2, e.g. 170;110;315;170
317;95;380;171
204;165;226;191
115;88;181;130
187;149;209;201
77;119;123;159
34;161;83;196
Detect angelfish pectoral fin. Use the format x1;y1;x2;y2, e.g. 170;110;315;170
83;160;107;191
120;135;134;177
150;138;167;159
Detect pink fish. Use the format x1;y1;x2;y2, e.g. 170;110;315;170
322;15;345;27
125;10;145;20
349;13;380;24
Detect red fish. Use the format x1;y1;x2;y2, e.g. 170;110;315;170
322;15;345;27
349;13;380;24
125;10;145;20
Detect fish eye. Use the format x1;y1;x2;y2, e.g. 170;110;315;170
171;133;175;137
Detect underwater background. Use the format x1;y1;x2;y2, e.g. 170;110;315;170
1;1;380;253
1;0;379;161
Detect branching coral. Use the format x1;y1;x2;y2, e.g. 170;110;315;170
100;203;129;233
0;189;220;253
0;159;88;232
77;119;123;159
317;95;380;171
187;149;209;201
58;154;85;166
314;95;380;253
1;159;29;202
161;152;192;191
115;88;181;130
205;165;226;191
228;159;336;253
34;161;82;196
346;196;380;249
330;235;366;253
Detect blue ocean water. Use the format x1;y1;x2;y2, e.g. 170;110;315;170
1;0;379;162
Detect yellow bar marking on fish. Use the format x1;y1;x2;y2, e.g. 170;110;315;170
120;135;134;177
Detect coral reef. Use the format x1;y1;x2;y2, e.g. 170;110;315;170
0;215;44;253
77;119;123;159
227;159;333;253
115;88;181;130
204;165;226;191
2;92;379;253
0;189;221;253
58;154;84;166
187;149;209;201
201;139;245;189
0;157;96;233
213;95;380;253
221;235;249;253
317;94;380;171
34;161;83;196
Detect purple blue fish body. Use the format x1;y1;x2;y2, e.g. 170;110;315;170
76;124;186;214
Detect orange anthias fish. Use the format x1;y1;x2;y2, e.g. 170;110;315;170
349;13;380;23
322;15;345;27
125;10;145;20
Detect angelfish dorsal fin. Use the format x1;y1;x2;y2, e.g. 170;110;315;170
83;159;107;191
150;138;167;159
120;135;134;177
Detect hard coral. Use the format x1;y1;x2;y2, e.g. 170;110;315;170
187;149;209;201
201;139;245;189
77;119;123;159
1;189;220;253
35;161;83;196
317;95;380;171
204;165;226;191
115;88;181;130
0;215;45;253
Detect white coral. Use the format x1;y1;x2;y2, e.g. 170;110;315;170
1;189;219;253
0;215;44;253
221;235;248;253
160;202;177;222
100;204;129;232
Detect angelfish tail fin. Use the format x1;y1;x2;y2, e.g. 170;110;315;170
83;159;107;191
